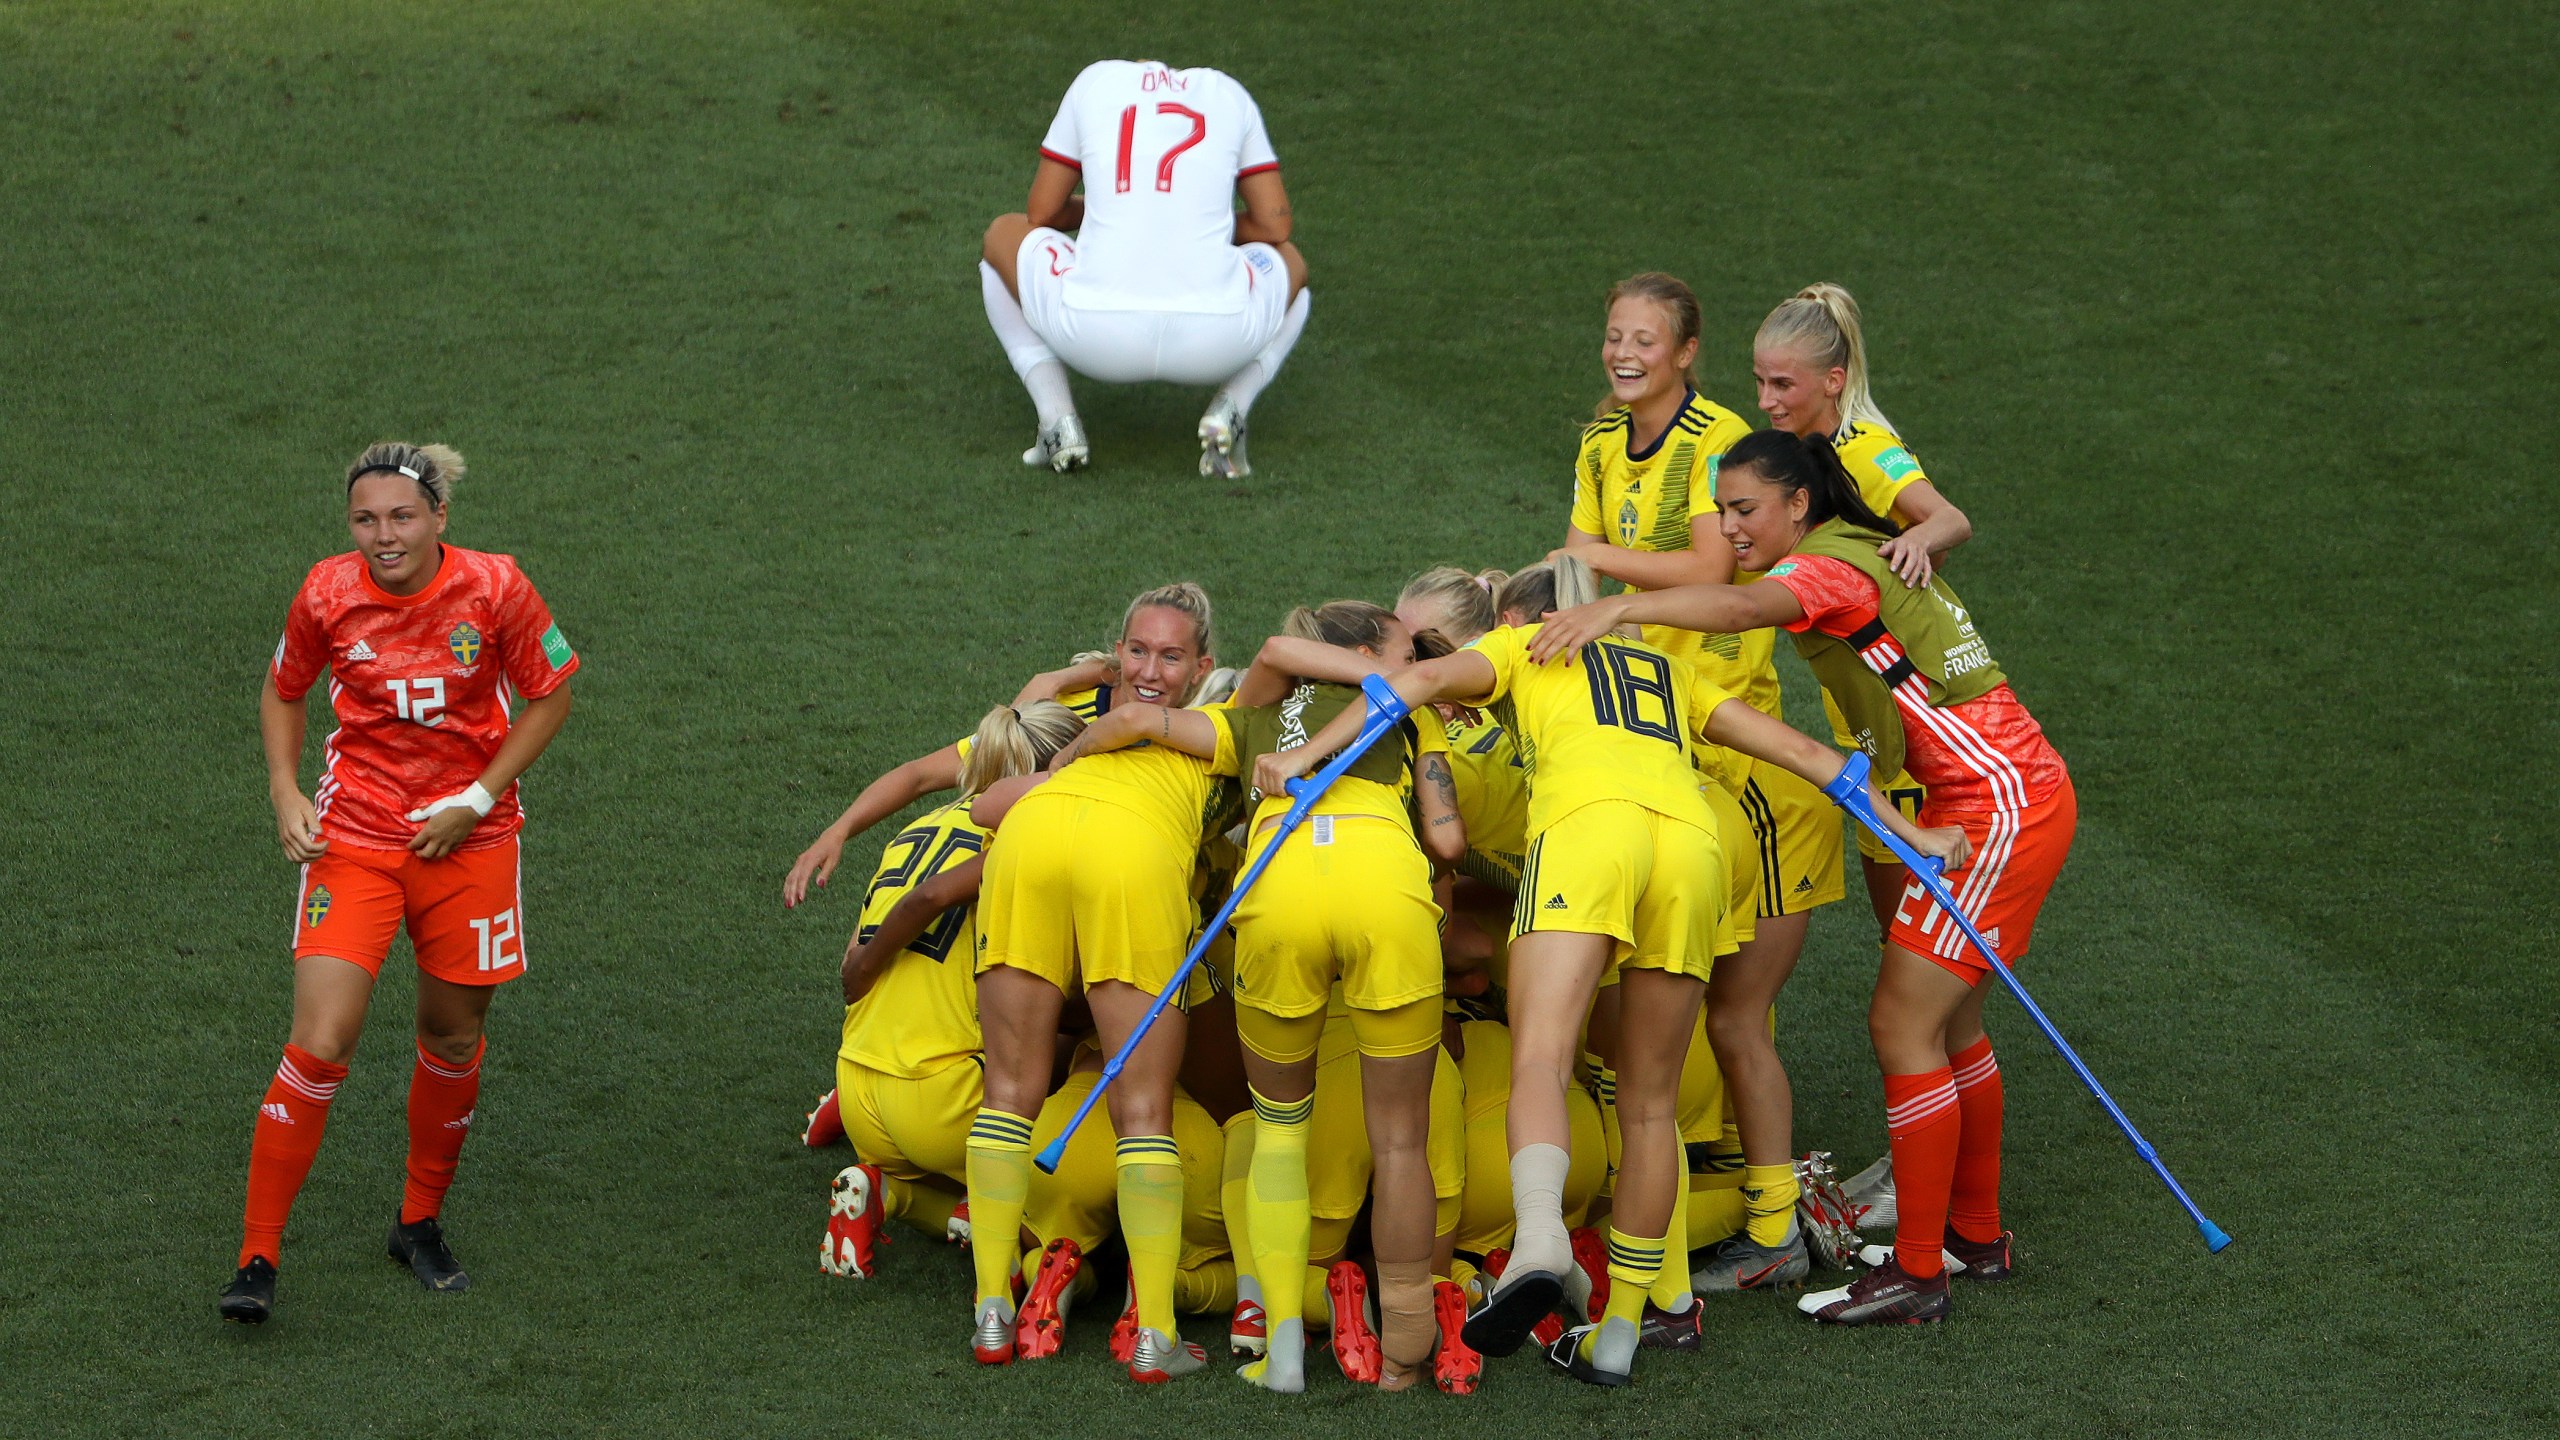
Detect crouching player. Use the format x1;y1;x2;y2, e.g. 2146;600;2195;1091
980;58;1311;477
224;442;577;1323
822;701;1085;1277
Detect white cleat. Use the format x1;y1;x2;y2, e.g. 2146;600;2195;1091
821;1164;881;1278
1127;1326;1210;1383
1845;1155;1897;1233
1197;398;1249;479
1022;414;1090;473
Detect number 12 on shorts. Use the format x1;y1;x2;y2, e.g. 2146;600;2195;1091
469;908;522;972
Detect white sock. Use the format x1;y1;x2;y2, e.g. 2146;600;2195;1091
980;260;1074;426
1216;288;1310;418
1507;1142;1573;1278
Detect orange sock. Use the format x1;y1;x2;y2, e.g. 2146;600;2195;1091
1948;1038;2003;1244
402;1038;484;1224
240;1044;348;1267
1882;1066;1960;1279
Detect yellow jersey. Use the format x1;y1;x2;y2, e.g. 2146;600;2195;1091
1831;421;1932;521
838;798;988;1078
1443;709;1529;886
1212;684;1448;833
1462;625;1734;837
1570;391;1778;718
1035;700;1240;850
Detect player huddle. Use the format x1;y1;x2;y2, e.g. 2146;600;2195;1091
220;57;2078;1399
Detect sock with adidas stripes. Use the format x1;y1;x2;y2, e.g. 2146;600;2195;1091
1116;1135;1186;1337
1884;1066;1962;1278
964;1109;1036;1304
1742;1161;1801;1249
401;1038;483;1225
1949;1037;2004;1243
1579;1226;1661;1376
240;1043;348;1267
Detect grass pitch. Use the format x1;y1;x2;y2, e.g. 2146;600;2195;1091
1;2;2552;1436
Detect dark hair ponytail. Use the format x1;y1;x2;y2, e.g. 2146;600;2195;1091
1717;430;1901;536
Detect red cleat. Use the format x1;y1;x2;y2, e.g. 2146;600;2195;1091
945;1200;971;1245
1432;1279;1482;1395
1327;1260;1383;1383
1109;1279;1142;1364
1229;1297;1269;1357
1015;1237;1083;1360
802;1088;844;1148
821;1164;884;1278
1569;1226;1610;1322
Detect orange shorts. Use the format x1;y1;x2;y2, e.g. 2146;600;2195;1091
293;838;528;986
1889;779;2076;983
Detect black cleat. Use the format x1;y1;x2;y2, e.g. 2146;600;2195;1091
1943;1228;2014;1282
388;1215;471;1292
1460;1265;1563;1358
219;1257;277;1324
1637;1295;1703;1351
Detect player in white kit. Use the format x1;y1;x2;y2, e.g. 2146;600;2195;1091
980;60;1312;479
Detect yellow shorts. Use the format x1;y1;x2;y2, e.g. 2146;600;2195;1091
1736;758;1848;918
1232;815;1443;1019
1452;1020;1604;1253
1701;781;1761;955
1026;1071;1229;1272
1304;1033;1466;1224
977;792;1196;996
1512;800;1724;980
835;1055;980;1187
1855;768;1927;864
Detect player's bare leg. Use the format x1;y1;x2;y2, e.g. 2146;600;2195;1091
1200;243;1311;480
980;215;1085;473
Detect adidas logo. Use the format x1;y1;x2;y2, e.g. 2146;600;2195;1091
1543;894;1568;910
444;1109;475;1131
1794;877;1814;894
345;640;377;662
260;1102;293;1125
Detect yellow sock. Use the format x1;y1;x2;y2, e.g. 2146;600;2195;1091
1743;1161;1800;1248
1176;1259;1236;1314
894;1182;962;1240
1116;1135;1185;1335
1304;1264;1333;1327
1448;1254;1480;1298
1590;1061;1622;1196
1650;1154;1692;1310
1243;1088;1313;1335
1221;1113;1256;1287
1582;1226;1662;1364
964;1110;1035;1305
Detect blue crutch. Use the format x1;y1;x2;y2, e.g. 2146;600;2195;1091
1034;674;1413;1174
1822;751;2233;1252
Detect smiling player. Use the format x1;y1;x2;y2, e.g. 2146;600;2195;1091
222;442;576;1324
979;59;1311;477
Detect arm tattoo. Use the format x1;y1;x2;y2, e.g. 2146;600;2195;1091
1422;756;1457;810
1160;708;1172;738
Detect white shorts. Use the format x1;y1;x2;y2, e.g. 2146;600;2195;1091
1015;229;1290;385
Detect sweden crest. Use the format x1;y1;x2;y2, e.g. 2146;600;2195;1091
448;622;483;666
304;886;332;927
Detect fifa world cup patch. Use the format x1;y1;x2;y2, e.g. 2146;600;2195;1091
303;886;332;927
447;622;483;666
540;621;575;670
1873;446;1921;482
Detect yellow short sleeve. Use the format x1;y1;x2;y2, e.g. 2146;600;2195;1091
1569;464;1604;535
1203;701;1240;778
1837;426;1931;519
1411;715;1449;758
952;733;975;763
1463;628;1528;706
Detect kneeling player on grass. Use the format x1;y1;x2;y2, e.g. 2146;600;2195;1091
979;58;1310;478
820;700;1084;1278
223;443;577;1324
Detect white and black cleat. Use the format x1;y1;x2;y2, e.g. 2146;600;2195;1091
1844;1154;1896;1233
1197;398;1249;479
1022;414;1090;473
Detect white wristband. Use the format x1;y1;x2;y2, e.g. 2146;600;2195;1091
460;781;496;817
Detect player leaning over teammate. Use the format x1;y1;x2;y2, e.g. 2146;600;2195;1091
1535;429;2070;1326
821;700;1086;1279
223;443;578;1324
981;59;1311;478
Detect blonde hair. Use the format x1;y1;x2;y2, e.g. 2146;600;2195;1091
957;700;1084;797
1191;668;1242;706
1397;566;1507;645
1282;599;1398;652
1595;272;1703;420
1494;552;1604;624
346;442;466;507
1755;283;1893;437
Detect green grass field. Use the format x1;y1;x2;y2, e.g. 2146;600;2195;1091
3;1;2553;1435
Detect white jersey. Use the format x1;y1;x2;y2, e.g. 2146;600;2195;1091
1038;60;1279;316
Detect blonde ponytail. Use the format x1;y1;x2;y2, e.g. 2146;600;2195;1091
957;700;1085;797
1755;283;1895;438
1396;565;1507;645
1493;553;1616;631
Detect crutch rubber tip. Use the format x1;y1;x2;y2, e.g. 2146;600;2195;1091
1034;1147;1065;1176
2199;1220;2234;1253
